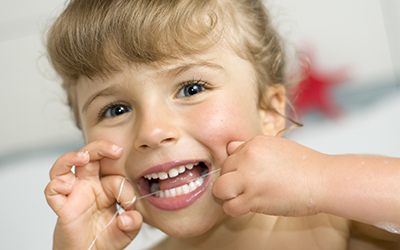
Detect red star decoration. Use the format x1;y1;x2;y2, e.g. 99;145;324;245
289;50;349;118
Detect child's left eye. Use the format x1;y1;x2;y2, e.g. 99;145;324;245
176;81;207;98
98;103;132;121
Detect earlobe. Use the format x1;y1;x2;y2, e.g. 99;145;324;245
259;85;287;136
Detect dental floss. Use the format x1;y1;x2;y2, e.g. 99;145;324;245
88;177;131;250
88;211;119;250
87;169;221;249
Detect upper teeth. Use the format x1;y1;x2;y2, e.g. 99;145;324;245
144;163;196;180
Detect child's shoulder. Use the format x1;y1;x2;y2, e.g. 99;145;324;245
148;214;400;249
270;214;350;248
291;214;400;250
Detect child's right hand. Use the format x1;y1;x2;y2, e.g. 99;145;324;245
44;140;142;250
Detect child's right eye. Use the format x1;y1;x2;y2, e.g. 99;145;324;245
99;103;132;120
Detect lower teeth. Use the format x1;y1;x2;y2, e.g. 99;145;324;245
154;176;205;198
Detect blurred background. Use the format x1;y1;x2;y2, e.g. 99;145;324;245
0;0;399;249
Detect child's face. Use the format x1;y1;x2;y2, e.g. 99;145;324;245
75;44;285;237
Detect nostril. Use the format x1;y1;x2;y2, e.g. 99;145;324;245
137;137;176;150
161;137;175;144
134;124;180;150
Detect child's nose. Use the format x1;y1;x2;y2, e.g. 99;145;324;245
133;108;180;150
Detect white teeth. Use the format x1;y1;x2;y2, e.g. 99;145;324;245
189;181;197;191
178;165;186;173
144;162;201;180
152;176;206;199
195;178;204;187
181;184;190;194
159;172;168;180
168;168;179;178
169;188;177;197
175;186;183;196
145;162;208;199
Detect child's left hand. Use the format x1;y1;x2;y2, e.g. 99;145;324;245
213;136;326;218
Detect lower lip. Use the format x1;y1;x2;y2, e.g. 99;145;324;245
140;175;211;211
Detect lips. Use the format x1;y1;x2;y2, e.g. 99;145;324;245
137;161;210;210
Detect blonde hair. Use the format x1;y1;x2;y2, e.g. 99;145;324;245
46;0;288;127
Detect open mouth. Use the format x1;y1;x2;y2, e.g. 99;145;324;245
143;162;208;198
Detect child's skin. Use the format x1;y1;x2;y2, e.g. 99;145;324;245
45;39;400;249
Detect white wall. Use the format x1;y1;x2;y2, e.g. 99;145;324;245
272;0;399;81
0;0;83;159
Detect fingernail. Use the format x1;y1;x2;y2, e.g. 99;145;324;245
227;141;244;155
77;151;88;158
112;145;123;153
121;214;133;227
64;182;72;188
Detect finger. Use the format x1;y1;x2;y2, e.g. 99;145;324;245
220;155;238;175
49;151;90;180
226;141;245;156
221;141;245;176
212;172;244;201
222;194;251;217
75;141;123;179
44;178;73;213
101;176;136;210
117;210;143;239
80;140;123;162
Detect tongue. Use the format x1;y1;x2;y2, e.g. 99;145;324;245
159;166;201;191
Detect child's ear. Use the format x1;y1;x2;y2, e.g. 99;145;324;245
258;85;286;136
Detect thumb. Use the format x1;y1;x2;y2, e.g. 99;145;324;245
227;141;245;156
117;210;143;239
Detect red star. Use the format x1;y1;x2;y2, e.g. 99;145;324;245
289;51;348;118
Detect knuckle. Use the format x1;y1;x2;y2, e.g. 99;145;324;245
45;179;59;196
54;152;75;165
96;139;114;149
44;182;52;195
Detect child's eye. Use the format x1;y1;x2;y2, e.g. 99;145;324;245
99;103;132;120
176;80;207;98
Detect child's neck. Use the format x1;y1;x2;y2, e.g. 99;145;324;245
163;213;278;250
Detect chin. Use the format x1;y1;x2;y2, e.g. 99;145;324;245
141;189;225;238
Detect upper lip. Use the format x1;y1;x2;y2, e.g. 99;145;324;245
137;159;209;181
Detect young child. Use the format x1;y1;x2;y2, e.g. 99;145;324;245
44;0;400;249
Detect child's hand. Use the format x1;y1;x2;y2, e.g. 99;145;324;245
44;140;142;250
213;136;325;218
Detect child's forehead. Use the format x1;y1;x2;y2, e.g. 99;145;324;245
83;45;238;84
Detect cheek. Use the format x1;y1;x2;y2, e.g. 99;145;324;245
185;97;263;162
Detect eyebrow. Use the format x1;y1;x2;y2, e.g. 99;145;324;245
161;62;225;77
82;86;119;114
